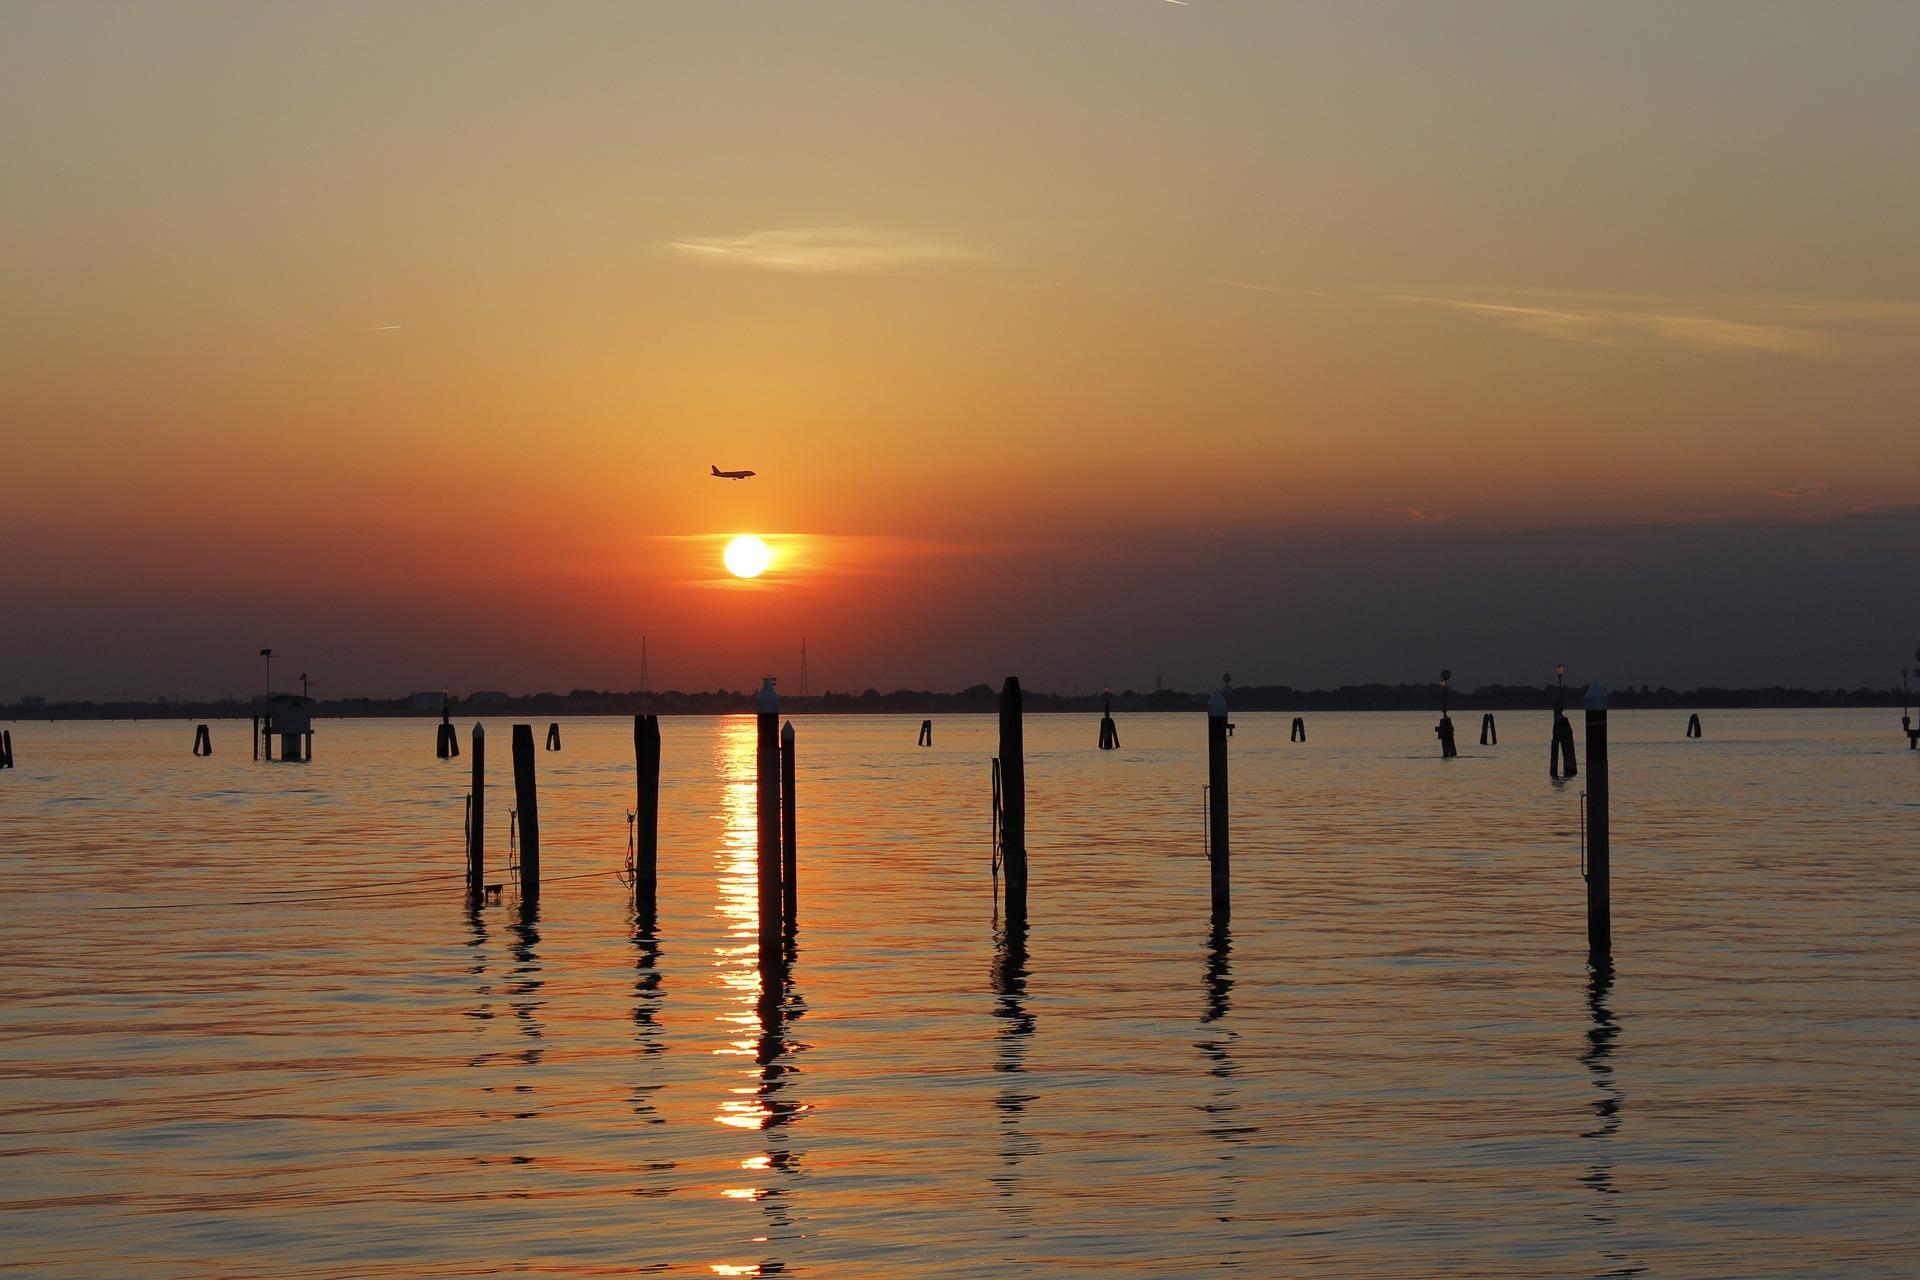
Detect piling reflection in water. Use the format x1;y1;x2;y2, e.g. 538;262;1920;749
711;720;808;1277
989;909;1037;1227
631;920;666;1125
1198;917;1252;1236
1582;961;1639;1278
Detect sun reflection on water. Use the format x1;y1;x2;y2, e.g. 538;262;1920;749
708;718;809;1275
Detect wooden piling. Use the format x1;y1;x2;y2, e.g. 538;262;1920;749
1098;693;1119;750
251;715;260;761
1551;704;1579;779
1480;713;1497;746
0;729;12;769
1686;713;1702;739
918;719;933;747
546;722;561;752
1435;715;1457;758
781;720;797;927
1206;690;1230;920
1584;684;1611;960
634;714;660;914
1290;716;1305;743
755;679;783;956
192;724;212;756
468;724;485;900
998;677;1028;918
511;724;541;899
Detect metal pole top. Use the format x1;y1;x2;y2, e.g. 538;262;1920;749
756;676;779;716
1207;690;1227;718
1585;681;1609;711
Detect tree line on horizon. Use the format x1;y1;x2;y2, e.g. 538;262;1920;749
5;681;1913;720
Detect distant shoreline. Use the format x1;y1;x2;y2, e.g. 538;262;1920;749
6;683;1912;721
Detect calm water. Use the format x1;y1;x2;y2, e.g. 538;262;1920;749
2;710;1916;1278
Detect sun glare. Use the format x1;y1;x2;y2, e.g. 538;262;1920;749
723;535;771;579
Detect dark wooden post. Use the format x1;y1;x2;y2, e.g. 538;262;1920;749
781;720;797;926
1207;689;1230;920
755;679;783;956
1098;692;1119;750
546;722;561;751
1686;713;1702;739
634;714;660;914
511;724;540;899
251;715;260;760
192;724;212;756
1480;712;1497;746
998;677;1027;917
1290;716;1306;742
0;729;12;769
468;724;485;900
1584;684;1611;960
918;719;932;747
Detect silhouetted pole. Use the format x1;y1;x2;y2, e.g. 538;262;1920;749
251;715;260;761
546;722;561;752
1098;692;1119;750
1480;713;1497;746
1550;663;1577;778
1290;716;1306;743
634;714;660;914
437;699;457;759
192;724;212;756
781;720;797;926
998;677;1027;918
1207;688;1230;919
1584;683;1611;960
468;724;485;900
1686;713;1702;739
918;719;933;747
756;678;783;957
1435;669;1457;758
511;724;541;900
0;729;12;769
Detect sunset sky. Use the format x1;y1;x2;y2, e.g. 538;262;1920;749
4;1;1917;699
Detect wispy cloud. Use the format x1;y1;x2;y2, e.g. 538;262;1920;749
1385;506;1450;526
1387;293;1828;355
1224;281;1920;357
662;227;981;273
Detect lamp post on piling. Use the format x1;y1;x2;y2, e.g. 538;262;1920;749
1206;683;1231;921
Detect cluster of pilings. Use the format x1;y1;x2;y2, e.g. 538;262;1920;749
430;670;1626;965
458;680;799;968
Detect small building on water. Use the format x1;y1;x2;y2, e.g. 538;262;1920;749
267;693;315;762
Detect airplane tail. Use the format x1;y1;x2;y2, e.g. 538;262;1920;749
710;464;720;475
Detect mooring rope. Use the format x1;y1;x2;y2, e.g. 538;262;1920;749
620;809;637;887
990;758;1003;879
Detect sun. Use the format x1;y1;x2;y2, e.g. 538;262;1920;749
723;535;771;579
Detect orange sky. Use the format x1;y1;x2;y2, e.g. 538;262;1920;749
4;2;1918;697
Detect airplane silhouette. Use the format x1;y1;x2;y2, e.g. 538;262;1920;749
711;464;756;480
